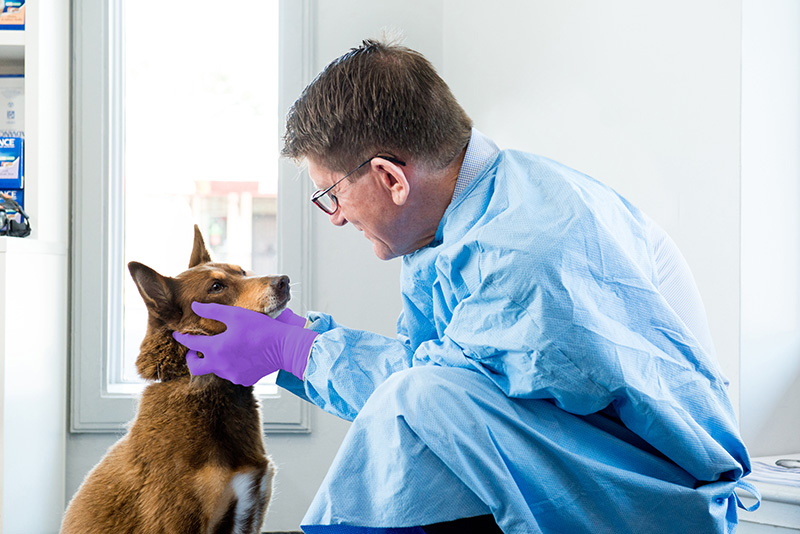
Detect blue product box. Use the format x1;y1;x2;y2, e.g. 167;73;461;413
0;136;22;189
0;187;22;209
0;1;24;31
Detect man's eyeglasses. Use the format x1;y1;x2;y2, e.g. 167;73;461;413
311;154;406;214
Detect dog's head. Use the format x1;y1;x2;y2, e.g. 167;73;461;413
127;225;291;382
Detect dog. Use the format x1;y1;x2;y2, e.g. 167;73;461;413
62;226;280;534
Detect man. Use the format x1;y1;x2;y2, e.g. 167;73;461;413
175;39;758;533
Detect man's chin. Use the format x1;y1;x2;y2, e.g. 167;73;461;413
370;239;399;261
373;245;397;261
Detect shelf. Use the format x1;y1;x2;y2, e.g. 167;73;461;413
747;453;800;503
752;481;800;506
0;3;70;531
0;236;67;255
0;29;24;46
0;29;23;63
737;454;800;530
738;483;800;531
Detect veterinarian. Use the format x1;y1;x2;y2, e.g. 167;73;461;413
174;39;759;533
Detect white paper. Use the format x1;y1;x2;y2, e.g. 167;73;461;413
748;453;800;487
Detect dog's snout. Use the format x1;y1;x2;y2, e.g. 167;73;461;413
271;275;290;295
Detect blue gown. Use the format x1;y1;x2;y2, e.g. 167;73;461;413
278;148;758;533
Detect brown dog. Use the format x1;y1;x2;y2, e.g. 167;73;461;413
62;226;279;533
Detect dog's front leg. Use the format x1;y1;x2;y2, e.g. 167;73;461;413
208;464;275;534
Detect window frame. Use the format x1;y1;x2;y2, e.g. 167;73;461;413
70;0;316;433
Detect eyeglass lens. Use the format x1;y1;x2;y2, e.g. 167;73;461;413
315;192;337;214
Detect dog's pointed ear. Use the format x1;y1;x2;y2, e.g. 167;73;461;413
189;224;212;268
128;261;181;322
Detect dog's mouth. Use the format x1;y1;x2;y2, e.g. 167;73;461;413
265;303;287;319
263;294;290;319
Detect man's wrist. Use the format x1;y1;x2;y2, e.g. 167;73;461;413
284;327;318;380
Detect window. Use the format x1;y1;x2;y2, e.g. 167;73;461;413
117;1;280;390
71;0;315;432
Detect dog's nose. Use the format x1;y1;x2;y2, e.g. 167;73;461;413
271;275;290;295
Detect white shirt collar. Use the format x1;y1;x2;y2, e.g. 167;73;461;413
452;128;500;201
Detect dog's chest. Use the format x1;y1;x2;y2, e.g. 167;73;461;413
133;378;266;463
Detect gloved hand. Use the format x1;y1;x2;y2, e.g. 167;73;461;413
172;302;317;386
275;307;309;328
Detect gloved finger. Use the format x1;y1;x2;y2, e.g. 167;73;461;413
276;308;307;327
185;350;215;376
173;331;217;353
189;301;247;323
192;301;260;326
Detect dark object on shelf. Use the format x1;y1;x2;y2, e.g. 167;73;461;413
0;192;29;237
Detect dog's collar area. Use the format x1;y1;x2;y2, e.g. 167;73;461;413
154;363;191;383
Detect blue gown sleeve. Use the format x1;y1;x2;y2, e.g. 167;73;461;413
280;311;416;421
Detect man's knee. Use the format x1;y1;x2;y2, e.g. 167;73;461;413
358;365;490;423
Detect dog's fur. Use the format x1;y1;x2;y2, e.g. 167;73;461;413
61;226;280;534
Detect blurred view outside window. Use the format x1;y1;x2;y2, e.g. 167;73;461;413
119;2;279;387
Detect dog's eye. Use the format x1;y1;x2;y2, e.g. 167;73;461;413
209;281;226;293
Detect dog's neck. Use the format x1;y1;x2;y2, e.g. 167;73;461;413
136;316;193;382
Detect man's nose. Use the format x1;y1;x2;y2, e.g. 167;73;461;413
330;208;348;227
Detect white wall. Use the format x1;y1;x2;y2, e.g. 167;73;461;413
740;0;800;456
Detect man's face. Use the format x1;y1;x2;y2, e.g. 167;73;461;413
307;158;409;260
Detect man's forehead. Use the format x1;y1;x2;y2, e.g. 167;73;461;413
306;158;335;188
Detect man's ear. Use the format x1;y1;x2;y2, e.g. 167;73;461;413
372;158;410;206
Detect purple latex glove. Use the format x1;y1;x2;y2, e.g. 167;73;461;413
275;307;308;328
173;302;317;386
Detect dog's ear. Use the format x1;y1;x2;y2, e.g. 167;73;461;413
189;224;212;268
128;261;181;323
